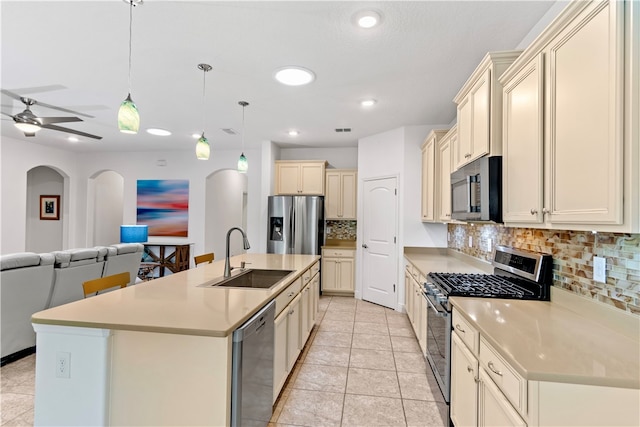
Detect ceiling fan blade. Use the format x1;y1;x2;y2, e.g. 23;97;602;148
1;89;23;102
36;116;83;125
41;124;102;140
1;111;15;118
9;85;66;95
34;101;94;118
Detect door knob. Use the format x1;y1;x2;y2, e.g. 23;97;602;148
362;244;368;249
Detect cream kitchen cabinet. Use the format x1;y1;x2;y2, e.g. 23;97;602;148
478;369;526;427
451;333;479;427
404;262;427;355
321;248;355;295
437;126;456;222
273;261;320;403
275;160;327;195
500;0;639;232
421;130;449;222
325;169;357;220
453;51;521;170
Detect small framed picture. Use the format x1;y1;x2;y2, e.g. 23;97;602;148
40;195;60;220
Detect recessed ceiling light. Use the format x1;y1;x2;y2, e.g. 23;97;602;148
288;130;300;137
361;99;377;107
274;67;316;86
147;128;171;136
354;10;382;29
68;136;79;142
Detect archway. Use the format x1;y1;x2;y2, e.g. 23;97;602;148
88;170;124;246
205;169;248;260
26;166;65;252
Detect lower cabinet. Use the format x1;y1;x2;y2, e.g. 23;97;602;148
451;308;525;427
273;261;320;403
478;369;526;427
321;248;355;295
451;333;479;427
405;262;427;356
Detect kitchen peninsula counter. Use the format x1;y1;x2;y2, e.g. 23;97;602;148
31;253;319;427
32;253;319;338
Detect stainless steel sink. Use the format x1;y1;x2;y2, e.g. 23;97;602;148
201;269;294;289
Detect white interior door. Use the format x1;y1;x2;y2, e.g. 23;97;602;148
361;177;398;309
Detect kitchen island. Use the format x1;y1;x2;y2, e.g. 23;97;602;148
31;253;319;427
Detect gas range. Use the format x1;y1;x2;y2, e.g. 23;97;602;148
425;245;553;309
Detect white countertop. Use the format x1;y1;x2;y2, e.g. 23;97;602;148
32;254;319;338
451;293;640;389
404;247;494;275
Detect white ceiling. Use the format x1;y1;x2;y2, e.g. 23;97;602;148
1;1;557;154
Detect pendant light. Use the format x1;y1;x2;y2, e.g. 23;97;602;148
118;0;142;134
195;63;212;160
237;101;249;173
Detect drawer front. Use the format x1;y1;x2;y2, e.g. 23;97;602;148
275;277;302;316
479;337;526;414
302;268;312;285
310;261;320;278
323;248;355;258
452;309;479;354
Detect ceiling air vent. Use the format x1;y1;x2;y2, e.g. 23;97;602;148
335;128;351;133
221;128;237;135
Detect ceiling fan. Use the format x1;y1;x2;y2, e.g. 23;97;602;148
1;89;102;140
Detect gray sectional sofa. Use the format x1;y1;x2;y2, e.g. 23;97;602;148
0;243;143;364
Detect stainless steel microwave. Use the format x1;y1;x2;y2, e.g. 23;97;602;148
450;156;502;222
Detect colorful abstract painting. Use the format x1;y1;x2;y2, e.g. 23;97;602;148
137;180;189;237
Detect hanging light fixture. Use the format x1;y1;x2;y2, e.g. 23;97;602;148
237;101;249;173
118;0;142;134
195;63;212;160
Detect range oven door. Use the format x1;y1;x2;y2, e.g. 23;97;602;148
424;292;451;403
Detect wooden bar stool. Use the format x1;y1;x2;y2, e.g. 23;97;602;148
194;252;214;267
82;272;130;298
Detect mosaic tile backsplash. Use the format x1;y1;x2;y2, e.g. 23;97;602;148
326;220;357;241
448;223;640;316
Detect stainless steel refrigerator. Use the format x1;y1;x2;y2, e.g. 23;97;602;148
267;196;324;255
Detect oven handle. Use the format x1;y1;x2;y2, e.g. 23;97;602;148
423;292;447;318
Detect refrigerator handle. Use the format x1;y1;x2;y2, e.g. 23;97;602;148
289;203;295;253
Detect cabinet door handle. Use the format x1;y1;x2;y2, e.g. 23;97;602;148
488;361;503;376
288;291;295;297
362;244;368;249
530;208;538;215
542;208;550;215
455;324;466;333
467;365;474;374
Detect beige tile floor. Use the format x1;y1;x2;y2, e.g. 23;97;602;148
270;296;448;427
0;296;448;427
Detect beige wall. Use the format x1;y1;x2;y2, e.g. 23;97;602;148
448;223;640;316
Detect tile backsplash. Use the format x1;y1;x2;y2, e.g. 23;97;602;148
326;220;357;241
448;223;640;316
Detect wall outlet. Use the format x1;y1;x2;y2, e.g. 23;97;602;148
593;256;607;283
468;236;473;247
487;238;492;252
447;232;450;242
56;351;71;379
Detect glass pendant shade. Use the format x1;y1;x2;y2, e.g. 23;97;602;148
118;94;140;134
237;153;248;173
195;133;210;160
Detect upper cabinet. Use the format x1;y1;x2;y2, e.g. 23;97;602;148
421;130;449;222
325;170;357;220
501;0;639;232
453;51;522;170
437;126;457;222
275;160;327;195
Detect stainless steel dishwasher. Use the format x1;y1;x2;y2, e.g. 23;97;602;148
230;300;275;427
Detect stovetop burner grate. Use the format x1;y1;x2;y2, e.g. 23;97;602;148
427;272;538;299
